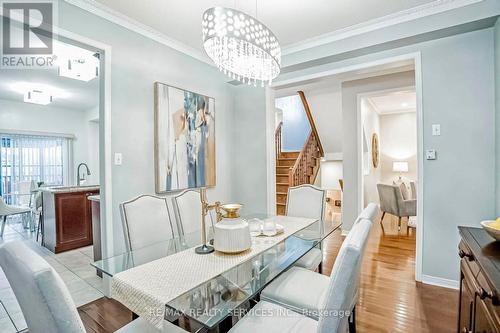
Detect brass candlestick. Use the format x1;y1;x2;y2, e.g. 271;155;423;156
195;188;221;254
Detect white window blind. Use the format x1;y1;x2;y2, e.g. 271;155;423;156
0;134;71;199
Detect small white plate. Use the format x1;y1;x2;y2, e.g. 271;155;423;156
250;223;284;237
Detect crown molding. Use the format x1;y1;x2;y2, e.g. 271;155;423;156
281;0;485;55
63;0;484;67
63;0;211;65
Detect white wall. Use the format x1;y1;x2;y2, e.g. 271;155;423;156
0;98;99;185
361;98;381;205
231;86;267;214
379;112;417;184
342;71;415;231
320;161;343;190
59;2;238;255
305;83;343;155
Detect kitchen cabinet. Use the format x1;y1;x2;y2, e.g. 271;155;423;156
41;186;99;253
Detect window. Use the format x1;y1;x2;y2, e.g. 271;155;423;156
0;134;70;201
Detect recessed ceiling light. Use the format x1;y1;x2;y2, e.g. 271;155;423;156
54;42;99;82
401;102;409;108
58;56;99;82
24;89;52;105
10;82;70;104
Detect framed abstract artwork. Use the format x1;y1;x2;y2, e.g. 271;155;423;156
154;82;216;193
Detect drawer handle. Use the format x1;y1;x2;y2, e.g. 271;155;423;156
459;249;474;261
479;287;495;300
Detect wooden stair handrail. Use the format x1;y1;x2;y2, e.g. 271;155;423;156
275;121;283;159
289;131;318;187
297;91;324;157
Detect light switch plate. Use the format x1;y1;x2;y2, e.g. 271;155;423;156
432;124;441;136
426;149;437;160
114;153;123;165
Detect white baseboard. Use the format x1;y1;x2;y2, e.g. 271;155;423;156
421;274;459;290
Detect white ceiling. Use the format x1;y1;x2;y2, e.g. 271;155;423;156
0;42;99;111
92;0;437;54
366;90;416;114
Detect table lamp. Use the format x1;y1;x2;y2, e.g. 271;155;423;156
393;161;408;180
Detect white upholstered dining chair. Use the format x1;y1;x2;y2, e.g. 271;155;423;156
258;204;377;333
286;184;326;273
0;241;187;333
120;195;176;251
228;213;371;333
172;189;214;236
0;197;32;237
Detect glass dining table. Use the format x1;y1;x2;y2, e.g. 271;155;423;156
92;214;341;331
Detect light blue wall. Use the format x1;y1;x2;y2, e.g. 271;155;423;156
496;18;500;215
275;95;311;151
57;1;236;255
231;86;267;214
276;28;496;282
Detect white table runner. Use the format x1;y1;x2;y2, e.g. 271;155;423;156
111;216;317;330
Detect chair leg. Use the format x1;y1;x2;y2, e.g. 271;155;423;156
1;216;6;237
37;213;43;244
380;212;386;225
398;217;402;231
349;305;356;333
36;214;41;242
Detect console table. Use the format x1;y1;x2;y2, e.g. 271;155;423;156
458;227;500;332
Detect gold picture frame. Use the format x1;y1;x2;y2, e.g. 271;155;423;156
371;133;379;168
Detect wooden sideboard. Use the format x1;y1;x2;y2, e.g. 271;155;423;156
458;227;500;333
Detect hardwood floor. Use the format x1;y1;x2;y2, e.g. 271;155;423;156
322;214;458;333
78;213;458;333
78;297;133;333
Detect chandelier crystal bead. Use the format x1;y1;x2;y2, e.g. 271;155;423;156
202;7;281;86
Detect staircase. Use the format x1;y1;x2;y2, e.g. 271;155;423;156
275;91;324;215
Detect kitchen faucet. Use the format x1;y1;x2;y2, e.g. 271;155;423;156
77;163;91;186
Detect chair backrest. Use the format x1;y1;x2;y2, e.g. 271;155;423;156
120;195;175;251
17;181;32;206
356;203;378;224
317;219;372;333
286;184;325;220
410;181;417;200
172;189;214;236
0;196;9;214
0;241;86;333
376;184;403;216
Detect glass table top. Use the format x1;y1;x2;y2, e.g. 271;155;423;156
92;214;341;329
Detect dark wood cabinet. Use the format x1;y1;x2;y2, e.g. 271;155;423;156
42;189;99;253
458;227;500;333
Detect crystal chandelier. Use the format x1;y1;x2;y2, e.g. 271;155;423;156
202;7;281;86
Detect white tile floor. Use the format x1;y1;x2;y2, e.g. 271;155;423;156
0;218;104;333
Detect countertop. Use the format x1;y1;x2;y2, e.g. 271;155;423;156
39;185;100;193
87;195;100;202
